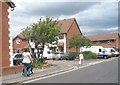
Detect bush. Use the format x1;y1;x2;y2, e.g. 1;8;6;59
32;59;46;69
82;51;97;59
71;52;80;58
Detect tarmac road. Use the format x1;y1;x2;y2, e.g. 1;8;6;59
31;57;118;83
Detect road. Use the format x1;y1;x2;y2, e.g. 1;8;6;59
30;57;118;83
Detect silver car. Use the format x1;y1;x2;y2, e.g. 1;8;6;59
13;53;23;65
52;52;67;60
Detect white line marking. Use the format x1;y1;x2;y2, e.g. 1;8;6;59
23;66;76;83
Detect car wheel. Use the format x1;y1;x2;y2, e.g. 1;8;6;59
16;61;19;65
104;56;108;59
60;57;62;60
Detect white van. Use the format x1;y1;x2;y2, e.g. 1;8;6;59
80;46;112;59
43;45;53;60
104;47;119;57
43;50;53;59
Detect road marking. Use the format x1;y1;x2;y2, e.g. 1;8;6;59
23;66;77;83
23;57;117;83
88;57;117;65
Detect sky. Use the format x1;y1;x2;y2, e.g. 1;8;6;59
10;0;119;38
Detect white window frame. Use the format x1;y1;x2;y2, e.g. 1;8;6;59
16;39;21;44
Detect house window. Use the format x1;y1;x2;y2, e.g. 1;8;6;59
107;40;112;44
59;34;64;39
96;41;100;44
16;39;21;44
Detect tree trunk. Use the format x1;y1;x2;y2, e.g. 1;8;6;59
76;47;78;52
76;47;79;52
35;42;39;59
28;41;32;53
40;43;45;63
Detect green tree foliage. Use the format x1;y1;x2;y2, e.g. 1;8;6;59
69;35;91;52
22;26;33;51
31;17;60;62
80;36;92;46
32;17;60;45
69;35;81;52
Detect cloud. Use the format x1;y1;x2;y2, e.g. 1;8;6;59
75;2;118;35
81;26;118;35
10;1;118;37
27;2;100;17
11;1;99;37
12;1;99;17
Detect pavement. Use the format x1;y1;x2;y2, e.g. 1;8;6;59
1;58;113;84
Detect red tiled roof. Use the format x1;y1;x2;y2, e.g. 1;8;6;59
15;18;81;39
59;18;75;33
18;32;25;39
13;33;27;41
87;33;119;41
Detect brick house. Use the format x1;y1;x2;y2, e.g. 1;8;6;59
13;33;29;53
56;18;82;53
0;0;23;76
87;33;120;52
13;18;82;54
0;0;15;68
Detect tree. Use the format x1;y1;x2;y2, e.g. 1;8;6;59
22;26;33;52
80;36;92;46
69;35;91;52
32;17;60;62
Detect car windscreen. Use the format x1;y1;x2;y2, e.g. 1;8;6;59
54;52;59;54
15;54;22;58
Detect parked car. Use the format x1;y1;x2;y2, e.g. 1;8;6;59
65;53;76;60
52;52;67;60
13;53;23;65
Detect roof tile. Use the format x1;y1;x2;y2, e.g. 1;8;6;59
59;18;75;33
87;33;119;41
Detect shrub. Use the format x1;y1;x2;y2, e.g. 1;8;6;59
32;59;46;69
71;52;80;58
82;51;97;59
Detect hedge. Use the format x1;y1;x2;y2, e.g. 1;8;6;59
82;51;97;59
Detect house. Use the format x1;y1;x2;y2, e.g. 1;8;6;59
87;33;120;52
13;33;29;53
53;18;82;53
0;0;24;76
13;18;82;54
0;0;15;68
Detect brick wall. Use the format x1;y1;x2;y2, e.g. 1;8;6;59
0;2;23;76
0;2;2;68
116;35;120;52
0;65;23;76
92;40;116;47
116;36;120;50
66;19;82;53
0;2;10;67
